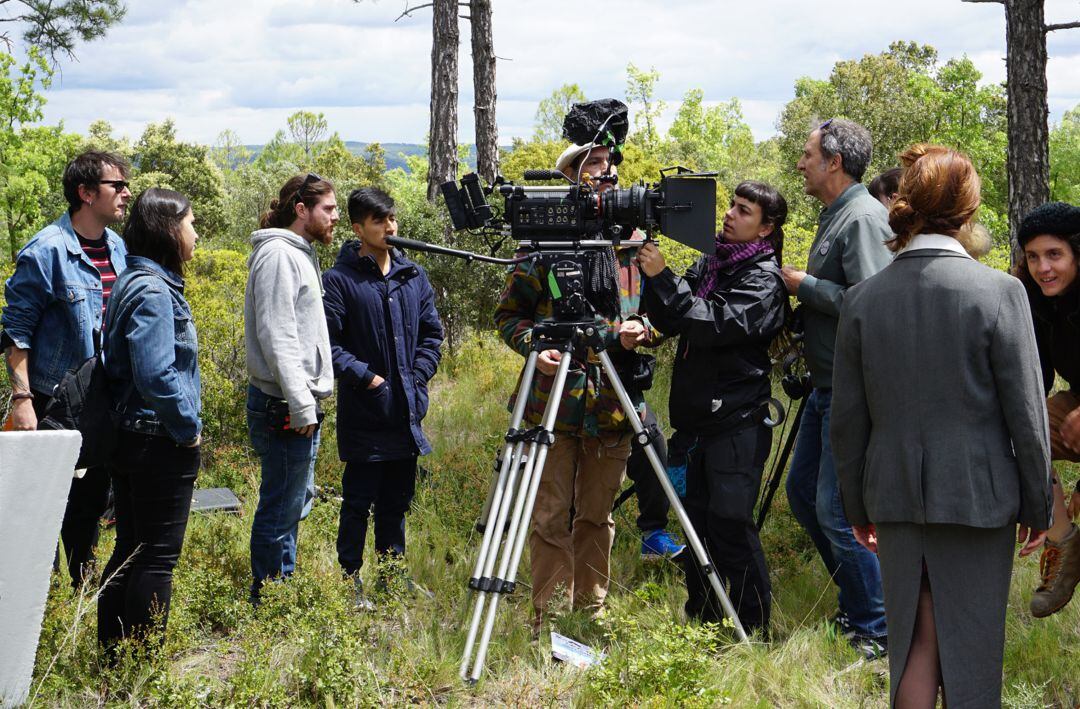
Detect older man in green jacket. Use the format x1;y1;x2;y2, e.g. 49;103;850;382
779;118;893;659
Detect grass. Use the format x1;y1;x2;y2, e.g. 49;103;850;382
27;333;1080;707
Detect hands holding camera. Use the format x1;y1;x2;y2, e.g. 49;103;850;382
636;241;666;278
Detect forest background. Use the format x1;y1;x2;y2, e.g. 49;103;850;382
1;28;1079;707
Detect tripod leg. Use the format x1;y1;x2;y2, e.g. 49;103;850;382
468;351;576;682
460;352;539;679
596;350;750;643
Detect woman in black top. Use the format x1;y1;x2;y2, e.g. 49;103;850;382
638;180;788;636
1016;202;1080;619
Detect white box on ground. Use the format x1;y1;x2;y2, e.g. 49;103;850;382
550;631;606;669
0;430;81;708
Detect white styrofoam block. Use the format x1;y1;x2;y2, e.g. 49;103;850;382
0;430;81;708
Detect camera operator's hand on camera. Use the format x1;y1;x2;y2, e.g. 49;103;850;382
636;242;666;277
537;349;562;376
780;265;807;294
367;374;386;390
619;320;646;350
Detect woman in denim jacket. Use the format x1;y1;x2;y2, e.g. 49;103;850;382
98;188;202;656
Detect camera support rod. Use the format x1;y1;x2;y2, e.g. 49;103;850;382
386;236;534;266
458;321;750;685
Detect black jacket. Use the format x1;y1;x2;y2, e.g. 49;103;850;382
322;242;444;463
1029;283;1080;395
644;252;786;437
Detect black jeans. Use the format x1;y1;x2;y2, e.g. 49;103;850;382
624;407;670;533
337;457;417;576
32;390;110;589
681;424;772;635
98;430;199;652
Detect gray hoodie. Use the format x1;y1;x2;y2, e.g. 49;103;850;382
245;228;333;427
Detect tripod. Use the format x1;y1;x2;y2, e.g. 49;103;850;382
459;319;750;684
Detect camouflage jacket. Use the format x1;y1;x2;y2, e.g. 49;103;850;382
494;245;661;435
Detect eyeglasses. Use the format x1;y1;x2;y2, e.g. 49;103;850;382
293;172;323;204
818;118;833;132
98;179;130;192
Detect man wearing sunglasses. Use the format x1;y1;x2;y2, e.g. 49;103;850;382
780;118;892;659
245;173;338;604
2;150;132;589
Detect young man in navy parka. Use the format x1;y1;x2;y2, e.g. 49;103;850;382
322;187;443;605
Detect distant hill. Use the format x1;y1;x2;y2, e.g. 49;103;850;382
242;142;485;172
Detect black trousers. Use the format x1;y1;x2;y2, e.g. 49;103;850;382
681;424;772;635
624;407;670;533
98;430;199;651
32;390;111;589
337;457;418;576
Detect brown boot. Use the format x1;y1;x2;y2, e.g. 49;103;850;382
1030;524;1080;618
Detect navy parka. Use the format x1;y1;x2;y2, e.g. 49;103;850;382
322;241;444;462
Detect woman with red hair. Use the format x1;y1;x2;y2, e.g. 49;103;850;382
831;145;1052;707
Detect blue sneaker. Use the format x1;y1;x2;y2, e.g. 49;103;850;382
641;529;687;561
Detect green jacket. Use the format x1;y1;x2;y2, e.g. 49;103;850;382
494;246;659;435
796;182;892;388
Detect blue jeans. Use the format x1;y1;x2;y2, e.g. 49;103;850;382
247;384;320;600
785;388;887;637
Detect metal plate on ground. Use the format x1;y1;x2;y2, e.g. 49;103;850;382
190;487;242;514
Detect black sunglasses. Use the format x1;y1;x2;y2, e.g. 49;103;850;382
293;172;323;204
98;179;130;192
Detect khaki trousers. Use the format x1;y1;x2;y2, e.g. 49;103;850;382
529;431;630;612
1047;391;1080;463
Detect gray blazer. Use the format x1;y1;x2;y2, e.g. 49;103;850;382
831;248;1053;530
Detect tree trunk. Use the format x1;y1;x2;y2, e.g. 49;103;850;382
428;0;459;202
470;0;498;184
1005;0;1050;262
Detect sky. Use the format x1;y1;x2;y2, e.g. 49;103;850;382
19;0;1080;147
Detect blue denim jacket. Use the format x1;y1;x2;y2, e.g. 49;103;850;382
1;212;128;393
104;256;202;445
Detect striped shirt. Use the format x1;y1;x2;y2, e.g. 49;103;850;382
76;232;116;315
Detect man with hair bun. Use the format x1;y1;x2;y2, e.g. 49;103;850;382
781;118;892;658
245;173;338;604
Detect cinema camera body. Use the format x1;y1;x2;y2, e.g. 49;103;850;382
439;167;719;255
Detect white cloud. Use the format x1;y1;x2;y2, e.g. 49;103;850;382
30;0;1080;145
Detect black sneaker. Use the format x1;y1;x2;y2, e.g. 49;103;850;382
850;633;888;661
827;611;856;640
353;578;376;612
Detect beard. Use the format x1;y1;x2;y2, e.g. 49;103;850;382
308;220;336;245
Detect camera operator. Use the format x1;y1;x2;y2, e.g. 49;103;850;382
494;139;657;632
638;181;789;637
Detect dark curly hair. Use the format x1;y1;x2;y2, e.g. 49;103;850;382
1012;201;1080;292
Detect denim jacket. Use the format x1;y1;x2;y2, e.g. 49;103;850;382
104;256;202;445
1;212;127;393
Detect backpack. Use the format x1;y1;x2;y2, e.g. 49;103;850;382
38;350;118;469
38;268;149;468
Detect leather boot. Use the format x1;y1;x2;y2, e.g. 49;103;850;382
1030;524;1080;618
